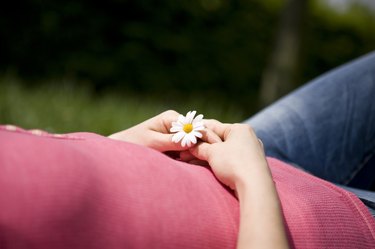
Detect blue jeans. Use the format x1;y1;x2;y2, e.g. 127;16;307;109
244;51;375;215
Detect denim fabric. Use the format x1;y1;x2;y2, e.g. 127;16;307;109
244;51;375;215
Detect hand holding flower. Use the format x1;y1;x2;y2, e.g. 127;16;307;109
108;110;185;152
108;110;221;153
189;119;267;190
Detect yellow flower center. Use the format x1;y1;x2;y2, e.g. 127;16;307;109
183;123;193;133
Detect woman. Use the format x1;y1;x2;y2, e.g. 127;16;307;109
110;51;375;247
0;52;374;248
110;111;290;249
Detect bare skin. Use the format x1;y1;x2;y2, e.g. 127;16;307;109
190;120;289;249
109;110;290;249
109;110;221;152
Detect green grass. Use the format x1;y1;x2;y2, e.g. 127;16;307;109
0;75;251;136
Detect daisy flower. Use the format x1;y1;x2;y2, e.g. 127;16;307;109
170;111;205;147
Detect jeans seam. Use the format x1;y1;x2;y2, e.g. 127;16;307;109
280;101;318;166
342;149;375;185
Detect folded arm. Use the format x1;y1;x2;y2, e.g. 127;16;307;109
190;121;289;249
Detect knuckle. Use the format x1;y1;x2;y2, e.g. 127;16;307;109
205;118;218;123
204;119;219;128
163;110;179;118
232;123;254;132
232;123;246;129
204;118;220;126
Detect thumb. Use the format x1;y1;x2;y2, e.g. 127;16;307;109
149;132;188;152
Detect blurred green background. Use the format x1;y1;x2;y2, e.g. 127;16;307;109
1;0;374;135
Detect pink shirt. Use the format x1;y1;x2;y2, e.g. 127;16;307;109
0;125;374;248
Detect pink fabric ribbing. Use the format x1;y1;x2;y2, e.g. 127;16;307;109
269;157;375;248
0;126;374;248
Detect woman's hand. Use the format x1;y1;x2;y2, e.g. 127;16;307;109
189;120;267;190
108;110;221;153
108;110;183;152
189;120;289;249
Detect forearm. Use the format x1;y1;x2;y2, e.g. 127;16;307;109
235;160;289;249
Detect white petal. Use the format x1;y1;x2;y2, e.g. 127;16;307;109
193;114;204;123
172;121;182;127
170;125;182;133
192;131;203;138
193;125;205;131
193;121;204;127
185;136;192;147
177;114;185;123
186;110;196;124
183;111;191;124
181;135;189;147
172;131;185;143
189;133;197;144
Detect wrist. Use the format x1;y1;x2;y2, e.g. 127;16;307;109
234;159;273;197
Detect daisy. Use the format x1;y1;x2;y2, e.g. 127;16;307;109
170;111;205;147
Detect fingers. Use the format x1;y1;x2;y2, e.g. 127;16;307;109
150;111;229;144
201;129;222;144
150;129;221;153
179;151;209;166
203;119;231;141
160;110;180;129
147;110;180;134
148;111;232;141
189;142;211;161
149;133;188;152
150;111;223;152
179;150;195;161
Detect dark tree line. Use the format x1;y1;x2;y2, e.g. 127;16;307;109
1;0;374;108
